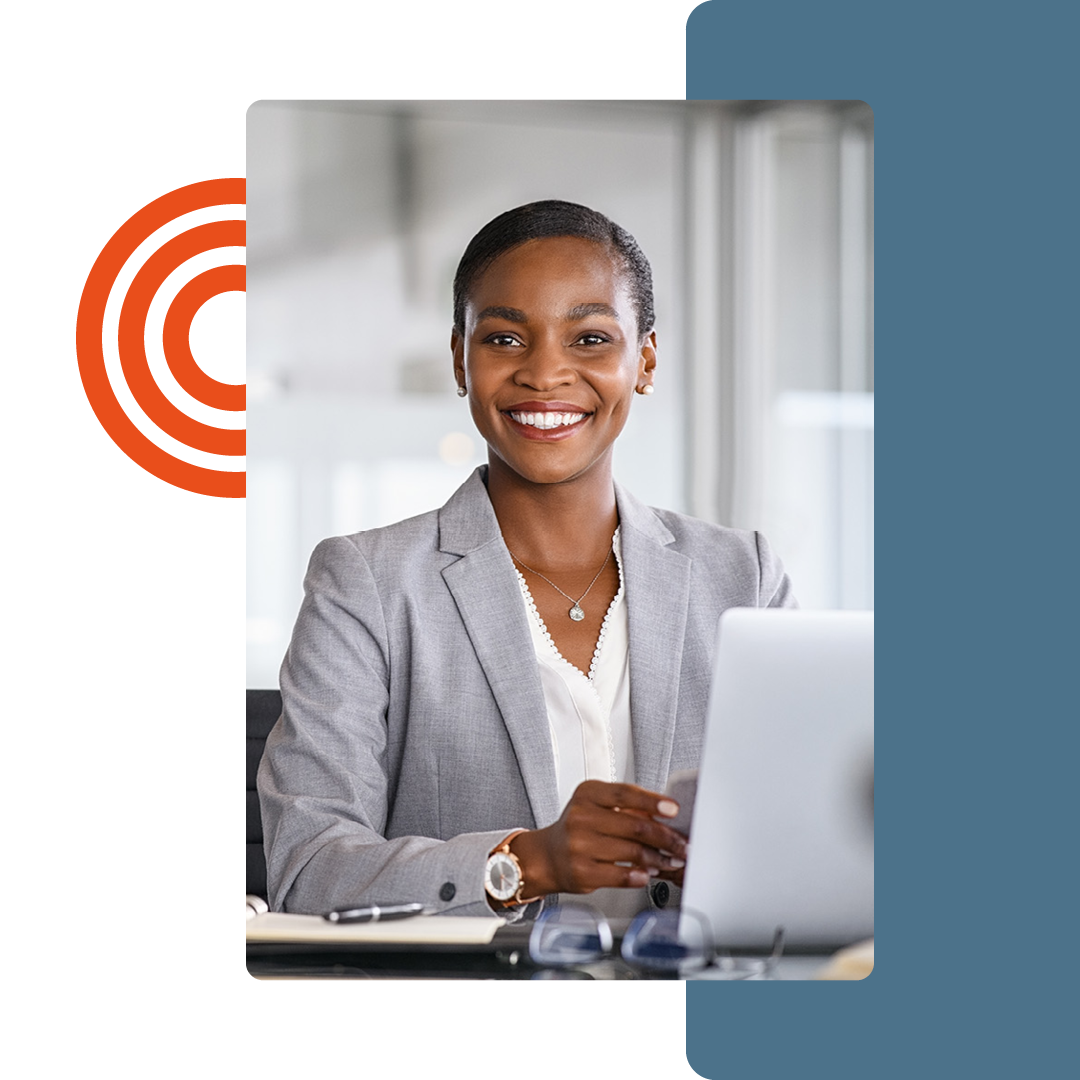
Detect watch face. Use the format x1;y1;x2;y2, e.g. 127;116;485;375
485;852;520;902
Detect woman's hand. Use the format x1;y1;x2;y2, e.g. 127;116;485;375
508;780;688;896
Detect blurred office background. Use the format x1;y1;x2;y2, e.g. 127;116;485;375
247;100;874;688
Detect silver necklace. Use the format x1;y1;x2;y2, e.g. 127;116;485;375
509;545;613;622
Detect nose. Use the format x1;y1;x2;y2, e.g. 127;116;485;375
513;335;575;391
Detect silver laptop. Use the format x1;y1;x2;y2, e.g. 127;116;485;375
679;609;874;949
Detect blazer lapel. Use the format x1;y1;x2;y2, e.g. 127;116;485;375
616;484;692;793
438;470;562;828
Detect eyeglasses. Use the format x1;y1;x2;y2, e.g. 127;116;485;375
528;902;786;978
528;903;718;976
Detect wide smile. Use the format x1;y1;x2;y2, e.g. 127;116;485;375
501;402;592;442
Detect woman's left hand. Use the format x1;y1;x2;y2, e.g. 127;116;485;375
613;804;685;888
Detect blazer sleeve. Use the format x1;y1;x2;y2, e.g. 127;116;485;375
756;530;798;608
257;536;514;916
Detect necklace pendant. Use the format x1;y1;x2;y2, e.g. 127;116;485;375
569;604;585;622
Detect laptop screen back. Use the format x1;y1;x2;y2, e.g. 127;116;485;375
680;609;874;949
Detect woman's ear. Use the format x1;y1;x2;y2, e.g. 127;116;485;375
638;330;657;393
451;329;465;389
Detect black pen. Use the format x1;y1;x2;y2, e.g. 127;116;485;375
323;902;429;924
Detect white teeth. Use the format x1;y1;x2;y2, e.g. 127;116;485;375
510;411;586;430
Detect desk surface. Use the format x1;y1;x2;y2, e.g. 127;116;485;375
247;952;831;980
243;920;859;980
0;911;868;980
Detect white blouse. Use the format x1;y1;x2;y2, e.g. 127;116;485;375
513;530;658;918
514;528;635;809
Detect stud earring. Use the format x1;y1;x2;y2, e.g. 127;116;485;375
640;384;654;396
457;385;467;397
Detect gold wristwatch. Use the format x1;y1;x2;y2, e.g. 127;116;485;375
484;835;539;905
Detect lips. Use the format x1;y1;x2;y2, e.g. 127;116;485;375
508;410;586;430
502;401;591;440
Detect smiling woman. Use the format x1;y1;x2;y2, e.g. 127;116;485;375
454;233;653;491
257;200;797;920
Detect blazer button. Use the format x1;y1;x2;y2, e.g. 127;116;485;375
650;881;670;908
439;882;456;902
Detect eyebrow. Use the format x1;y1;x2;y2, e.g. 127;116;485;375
565;303;621;321
475;302;622;324
475;306;527;324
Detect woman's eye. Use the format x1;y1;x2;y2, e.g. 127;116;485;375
485;333;523;347
575;333;610;346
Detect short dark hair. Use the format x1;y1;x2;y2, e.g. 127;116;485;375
452;200;655;340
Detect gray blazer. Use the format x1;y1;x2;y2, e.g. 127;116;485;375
258;467;795;914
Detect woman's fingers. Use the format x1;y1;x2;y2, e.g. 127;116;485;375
578;862;655;890
567;846;684;891
518;779;691;894
566;798;688;859
578;779;679;818
566;826;644;865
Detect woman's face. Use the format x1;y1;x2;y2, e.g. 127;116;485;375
452;236;656;488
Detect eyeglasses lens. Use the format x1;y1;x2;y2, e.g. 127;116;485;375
620;909;713;973
529;904;613;966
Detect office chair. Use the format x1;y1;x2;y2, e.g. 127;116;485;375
246;689;281;902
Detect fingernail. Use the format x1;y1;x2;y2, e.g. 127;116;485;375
657;799;679;818
648;867;660;877
629;870;649;887
667;858;685;869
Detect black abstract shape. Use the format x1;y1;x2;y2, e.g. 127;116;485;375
0;466;147;842
0;101;65;436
